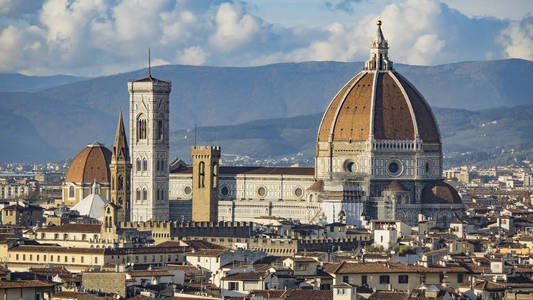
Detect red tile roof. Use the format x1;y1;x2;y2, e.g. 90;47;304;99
0;280;57;289
172;166;314;176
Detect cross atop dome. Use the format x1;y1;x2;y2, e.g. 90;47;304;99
364;19;393;71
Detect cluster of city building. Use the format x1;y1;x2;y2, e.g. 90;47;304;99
0;21;531;300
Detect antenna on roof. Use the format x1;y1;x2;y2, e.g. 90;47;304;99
148;48;152;78
194;124;198;147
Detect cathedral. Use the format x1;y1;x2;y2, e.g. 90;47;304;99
63;20;463;227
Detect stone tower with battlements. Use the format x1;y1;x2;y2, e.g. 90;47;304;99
191;146;220;222
128;73;171;221
109;112;132;222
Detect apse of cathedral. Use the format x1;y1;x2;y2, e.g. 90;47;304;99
63;20;463;227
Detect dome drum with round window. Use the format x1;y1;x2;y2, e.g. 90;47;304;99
184;186;192;196
386;160;403;176
257;187;267;198
294;187;304;199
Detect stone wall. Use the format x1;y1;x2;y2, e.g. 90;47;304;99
81;272;126;298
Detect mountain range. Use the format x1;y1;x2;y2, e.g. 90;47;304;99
0;58;532;164
171;104;533;168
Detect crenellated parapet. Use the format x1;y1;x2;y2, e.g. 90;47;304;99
118;220;252;239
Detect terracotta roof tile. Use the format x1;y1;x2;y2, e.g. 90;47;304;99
221;271;263;281
11;245;106;254
384;180;408;192
0;280;57;289
307;180;324;191
369;291;409;300
422;181;462;204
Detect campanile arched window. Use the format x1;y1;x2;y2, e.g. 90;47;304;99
157;119;164;140
136;159;141;172
137;115;147;140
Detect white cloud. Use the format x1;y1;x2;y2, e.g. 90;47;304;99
177;46;208;65
263;0;507;66
408;34;446;65
209;3;260;52
0;25;46;73
500;17;533;60
0;0;528;75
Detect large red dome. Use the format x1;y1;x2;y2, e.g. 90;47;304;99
317;70;440;144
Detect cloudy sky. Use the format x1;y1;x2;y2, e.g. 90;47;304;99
0;0;532;76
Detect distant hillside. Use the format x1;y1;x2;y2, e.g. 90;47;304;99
0;73;84;92
0;59;532;162
170;104;533;168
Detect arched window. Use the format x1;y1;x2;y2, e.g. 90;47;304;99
199;162;205;188
69;186;75;198
111;176;115;190
137;115;147;140
136;189;141;201
143;159;148;171
136;159;141;172
142;188;147;201
118;176;123;191
157;119;164;140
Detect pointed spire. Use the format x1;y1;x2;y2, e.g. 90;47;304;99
148;48;152;79
376;19;385;44
364;19;393;71
91;180;97;194
111;111;130;163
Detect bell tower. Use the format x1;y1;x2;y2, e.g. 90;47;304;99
191;146;220;222
128;68;171;222
109;112;131;222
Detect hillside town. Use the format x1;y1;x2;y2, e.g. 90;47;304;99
0;161;533;299
0;19;531;300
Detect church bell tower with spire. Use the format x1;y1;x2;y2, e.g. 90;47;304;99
109;112;132;223
128;51;171;222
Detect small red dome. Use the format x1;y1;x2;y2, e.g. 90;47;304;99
65;142;112;183
422;182;462;204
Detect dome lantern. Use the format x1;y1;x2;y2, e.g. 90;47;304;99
365;19;393;71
